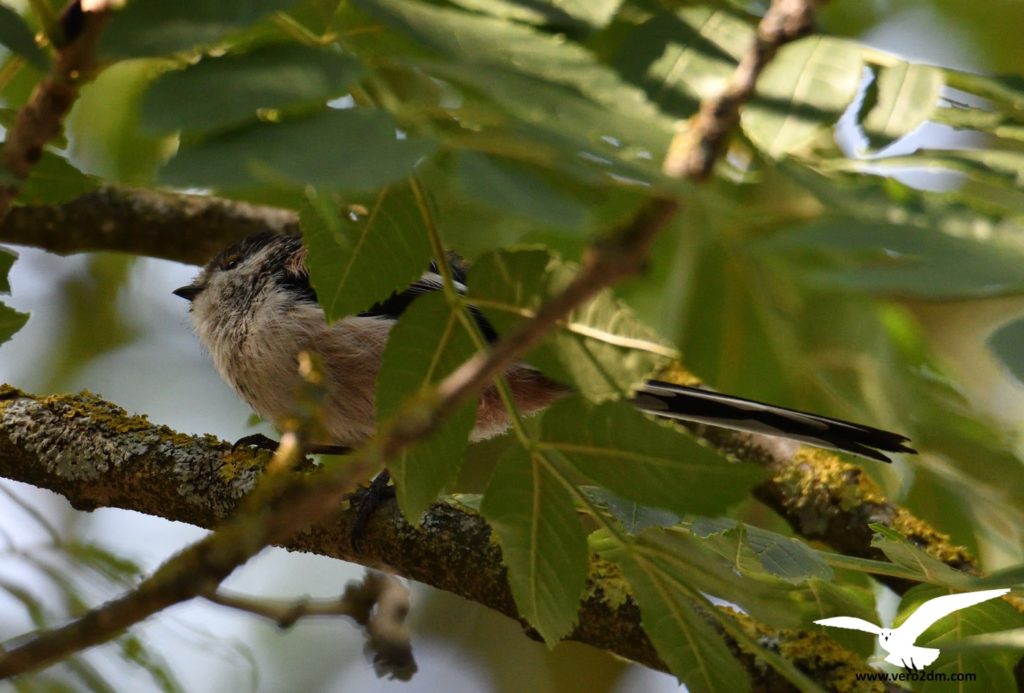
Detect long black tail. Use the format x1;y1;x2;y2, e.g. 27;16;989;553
632;380;915;463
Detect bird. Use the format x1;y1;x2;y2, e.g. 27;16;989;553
173;232;915;536
814;588;1010;670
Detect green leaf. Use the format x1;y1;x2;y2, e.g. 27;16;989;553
100;0;301;58
613;7;753;119
742;36;863;157
456;151;589;230
448;0;621;29
0;4;48;70
760;218;1024;299
579;486;680;534
160;108;435;190
870;525;974;588
301;183;433;323
689;518;832;583
988;317;1024;385
898;584;1022;691
540;398;763;515
141;43;362;134
0;302;28;346
599;533;750;692
468;249;675;400
17;150;99;205
0;246;14;293
858;61;943;152
377;293;477;522
480;445;588;645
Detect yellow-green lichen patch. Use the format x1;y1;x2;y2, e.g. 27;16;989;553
584;555;631;610
773;448;887;512
217;447;272;483
888;508;973;571
0;383;24;400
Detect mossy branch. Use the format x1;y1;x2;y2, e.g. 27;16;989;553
0;385;893;690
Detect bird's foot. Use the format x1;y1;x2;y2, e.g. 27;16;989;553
351;470;395;552
231;434;351;456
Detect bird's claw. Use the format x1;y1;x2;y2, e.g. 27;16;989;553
231;433;280;451
351;470;395;552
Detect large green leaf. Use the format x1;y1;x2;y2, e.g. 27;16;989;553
160;108;435;190
613;6;753;119
598;532;750;692
141;43;362;134
468;249;675;400
377;293;477;522
742;37;863;157
540;398;762;515
870;525;974;588
300;183;433;323
857;62;943;152
760;218;1024;299
1;246;15;293
101;0;301;58
480;445;588;645
0;4;48;70
898;584;1022;691
688;518;832;584
448;0;620;29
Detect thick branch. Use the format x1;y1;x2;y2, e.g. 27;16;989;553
0;186;298;265
0;386;886;689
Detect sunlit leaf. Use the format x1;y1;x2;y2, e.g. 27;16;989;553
0;4;48;70
377;293;477;522
742;36;863;157
301;183;433;323
858;61;943;151
480;445;588;645
161;108;435;189
540;398;762;515
141;43;362;134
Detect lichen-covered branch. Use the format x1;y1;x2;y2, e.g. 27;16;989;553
0;386;889;689
0;2;110;218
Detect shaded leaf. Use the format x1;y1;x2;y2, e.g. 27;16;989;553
988;316;1024;386
742;36;863;157
579;486;680;534
870;525;974;588
301;183;433;323
161;108;435;189
141;43;363;134
858;61;943;151
468;248;674;400
0;302;28;346
448;0;620;29
598;532;750;692
0;246;14;293
377;293;477;521
898;584;1022;691
17;150;99;205
0;4;48;70
456;151;589;230
540;398;762;516
689;518;832;583
760;217;1024;299
480;445;587;644
101;0;301;58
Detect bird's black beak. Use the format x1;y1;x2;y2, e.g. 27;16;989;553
173;284;204;302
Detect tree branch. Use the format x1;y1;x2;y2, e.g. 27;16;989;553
0;2;110;217
0;386;890;689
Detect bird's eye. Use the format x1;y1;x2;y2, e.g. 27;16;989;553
219;255;241;271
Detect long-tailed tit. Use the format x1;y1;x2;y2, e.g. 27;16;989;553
174;232;914;465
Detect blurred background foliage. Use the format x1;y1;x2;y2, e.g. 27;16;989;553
1;0;1024;691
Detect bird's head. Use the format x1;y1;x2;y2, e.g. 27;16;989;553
173;232;314;337
878;629;893;643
